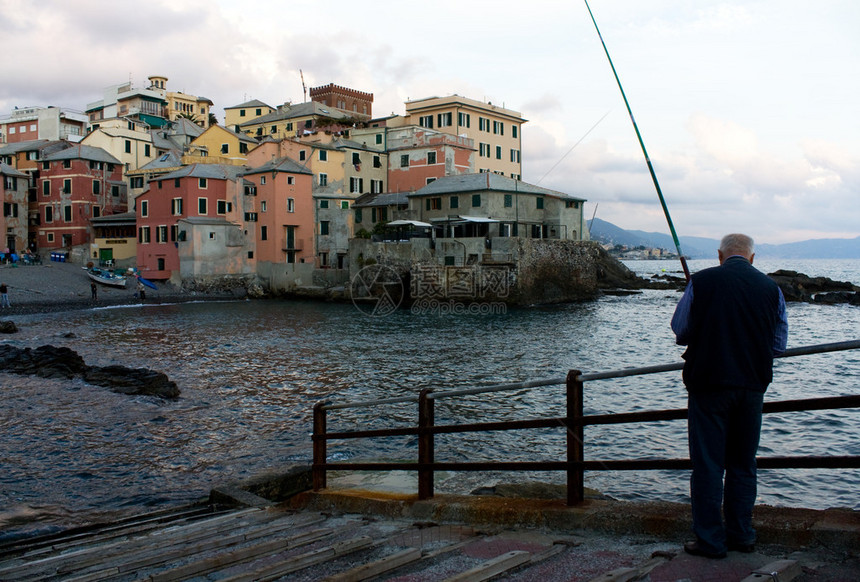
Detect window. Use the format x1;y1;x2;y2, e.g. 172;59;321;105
270;125;277;134
427;151;437;165
426;197;442;210
319;150;328;161
340;201;349;210
512;125;518;138
566;200;580;209
479;117;489;131
493;121;504;135
261;225;267;241
496;146;502;160
63;205;71;221
198;178;207;189
287;198;294;213
217;200;229;214
458;112;471;128
239;109;246;117
220;143;229;154
45;206;53;223
355;208;362;223
63;159;71;169
352;152;361;165
43;161;50;171
373;155;381;168
92;180;100;195
510;149;521;163
426;177;436;184
157;225;168;243
47;233;55;243
287;176;294;185
256;108;262;115
450;196;459;209
400;154;409;168
370;179;383;193
244;212;257;222
171;225;178;241
139;226;151;243
320;200;329;209
63;179;71;193
198;198;207;214
536;197;544;209
145;144;151;157
418;115;433;128
141;200;149;217
436;112;452;127
472;194;481;207
260;176;267;186
299;150;306;161
131;176;144;188
240;142;248;154
504;194;513;208
375;134;382;144
479;143;490;157
261;201;267;212
349;177;363;193
285;122;293;131
320;221;330;235
174;178;181;188
319;173;328;187
42;180;50;195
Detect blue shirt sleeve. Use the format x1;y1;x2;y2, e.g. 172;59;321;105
773;288;788;355
671;282;694;346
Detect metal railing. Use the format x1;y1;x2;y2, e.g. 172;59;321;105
312;340;860;505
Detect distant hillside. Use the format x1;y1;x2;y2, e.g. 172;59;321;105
588;218;860;259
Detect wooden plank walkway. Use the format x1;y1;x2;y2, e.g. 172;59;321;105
0;502;843;581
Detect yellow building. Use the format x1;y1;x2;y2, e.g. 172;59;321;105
184;125;258;166
399;95;525;179
224;100;276;133
238;101;369;141
81;118;155;172
147;76;213;128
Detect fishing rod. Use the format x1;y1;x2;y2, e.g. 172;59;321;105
583;0;691;281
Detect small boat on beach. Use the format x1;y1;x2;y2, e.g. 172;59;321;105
87;268;127;288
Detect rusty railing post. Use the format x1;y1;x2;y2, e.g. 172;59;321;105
312;401;328;491
566;370;584;505
418;388;435;500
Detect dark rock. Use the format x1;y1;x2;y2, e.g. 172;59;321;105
83;366;180;399
768;270;859;304
0;344;179;399
0;321;18;334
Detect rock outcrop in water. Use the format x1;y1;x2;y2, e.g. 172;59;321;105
767;270;860;305
0;344;179;399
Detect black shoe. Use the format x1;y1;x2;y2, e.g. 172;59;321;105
728;541;755;553
683;540;727;559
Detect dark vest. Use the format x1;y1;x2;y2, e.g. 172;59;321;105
682;257;781;392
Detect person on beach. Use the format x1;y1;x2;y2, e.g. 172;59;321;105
0;282;9;307
671;233;788;559
137;281;146;302
91;281;98;301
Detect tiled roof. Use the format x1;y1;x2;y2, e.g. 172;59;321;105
243;156;312;176
152;163;247;182
409;173;584;201
43;144;122;165
225;99;273;110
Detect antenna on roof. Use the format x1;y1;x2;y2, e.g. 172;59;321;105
300;69;307;103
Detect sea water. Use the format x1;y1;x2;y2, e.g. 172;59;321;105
1;258;858;536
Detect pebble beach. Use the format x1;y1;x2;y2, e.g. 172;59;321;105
0;260;231;316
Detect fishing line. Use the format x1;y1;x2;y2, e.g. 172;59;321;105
583;0;691;281
536;109;611;185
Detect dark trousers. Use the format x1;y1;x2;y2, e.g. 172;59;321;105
687;388;764;553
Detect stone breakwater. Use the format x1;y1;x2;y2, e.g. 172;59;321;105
0;344;179;399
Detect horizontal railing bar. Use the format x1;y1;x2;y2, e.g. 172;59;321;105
319;455;860;473
315;395;860;443
315;340;860;411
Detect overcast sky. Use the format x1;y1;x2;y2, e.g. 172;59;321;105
2;0;857;244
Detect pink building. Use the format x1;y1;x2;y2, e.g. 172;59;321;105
386;127;475;193
242;157;314;265
38;145;126;250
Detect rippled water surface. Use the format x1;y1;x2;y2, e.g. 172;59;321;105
2;259;858;535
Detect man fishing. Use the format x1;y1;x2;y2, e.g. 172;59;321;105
671;233;788;558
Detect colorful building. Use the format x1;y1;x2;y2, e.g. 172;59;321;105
224;100;275;133
135;164;249;280
38;145;126;250
1;163;29;253
82;118;156;172
308;83;374;117
185;125;258;166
